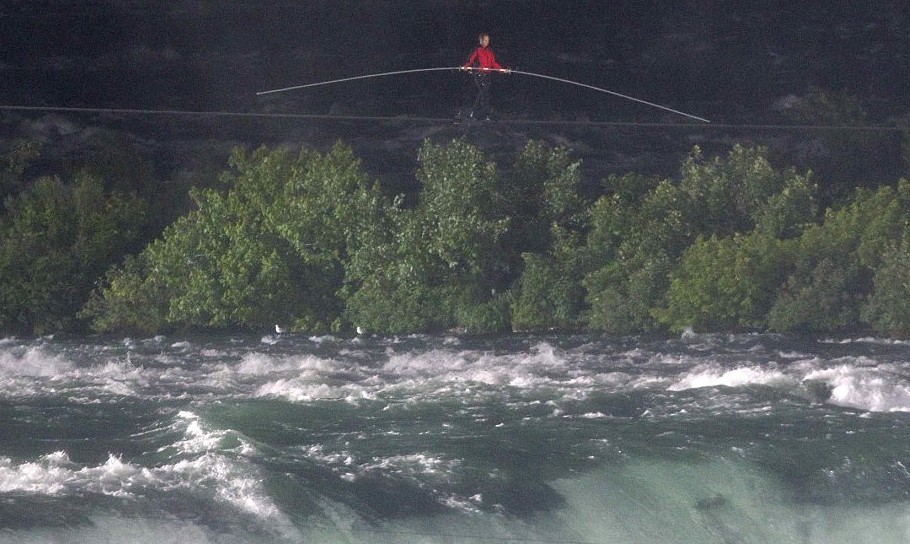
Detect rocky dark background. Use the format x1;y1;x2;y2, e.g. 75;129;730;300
3;1;910;199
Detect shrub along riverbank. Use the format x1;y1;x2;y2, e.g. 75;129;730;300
3;137;910;337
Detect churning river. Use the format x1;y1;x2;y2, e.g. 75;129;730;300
2;332;910;543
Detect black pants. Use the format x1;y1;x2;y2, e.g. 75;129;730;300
471;72;492;118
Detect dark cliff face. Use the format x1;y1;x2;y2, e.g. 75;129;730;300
2;2;910;189
4;2;909;113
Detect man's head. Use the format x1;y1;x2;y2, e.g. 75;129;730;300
478;33;490;47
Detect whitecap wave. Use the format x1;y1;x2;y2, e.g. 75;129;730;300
820;337;910;346
0;345;75;377
0;411;290;528
0;452;156;497
668;364;793;391
805;365;910;412
235;352;339;375
377;342;576;398
255;378;374;402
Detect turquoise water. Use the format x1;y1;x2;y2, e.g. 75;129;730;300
1;332;910;543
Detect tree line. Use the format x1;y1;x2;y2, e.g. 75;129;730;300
2;135;910;337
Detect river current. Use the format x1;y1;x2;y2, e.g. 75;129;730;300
1;332;910;543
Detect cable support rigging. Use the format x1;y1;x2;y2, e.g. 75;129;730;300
1;104;907;132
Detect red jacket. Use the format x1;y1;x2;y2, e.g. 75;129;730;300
463;46;503;70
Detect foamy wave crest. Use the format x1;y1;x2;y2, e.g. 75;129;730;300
80;359;150;397
255;379;374;402
232;353;374;402
0;450;296;539
821;337;910;346
168;411;233;454
0;413;278;520
153;411;290;524
669;364;793;391
380;342;574;393
251;342;579;403
0;343;159;399
235;353;339;375
0;345;75;377
805;365;910;412
0;452;157;496
162;453;281;519
0;411;292;528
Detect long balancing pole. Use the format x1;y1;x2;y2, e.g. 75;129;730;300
255;67;460;96
256;66;710;123
507;69;710;123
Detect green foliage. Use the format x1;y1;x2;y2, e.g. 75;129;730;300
582;173;681;333
500;142;560;255
653;176;910;335
64;129;187;240
583;145;817;334
862;239;910;337
497;141;588;269
584;251;673;335
343;139;509;334
85;143;386;333
415;139;509;277
754;173;817;239
452;284;512;334
768;254;860;333
79;253;170;335
510;227;587;331
657;233;793;332
509;253;561;331
551;176;649;332
10;133;910;339
768;179;910;333
345;138;590;334
504;143;590;332
342;200;455;334
677;144;817;237
142;188;304;329
0;174;147;334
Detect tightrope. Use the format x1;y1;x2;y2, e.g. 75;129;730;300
3;104;908;132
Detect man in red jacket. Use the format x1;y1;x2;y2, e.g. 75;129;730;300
459;32;510;121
